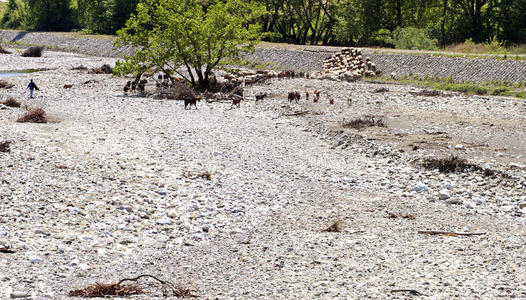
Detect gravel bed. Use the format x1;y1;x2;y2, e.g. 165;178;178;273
1;49;526;299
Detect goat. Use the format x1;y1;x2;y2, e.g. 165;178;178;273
288;91;296;102
329;98;334;105
313;89;320;103
305;91;309;101
231;95;243;108
294;91;301;101
255;92;267;103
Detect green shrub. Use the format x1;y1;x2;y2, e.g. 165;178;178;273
434;83;489;95
490;87;512;96
392;27;438;50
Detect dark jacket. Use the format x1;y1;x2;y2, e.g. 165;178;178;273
28;81;39;91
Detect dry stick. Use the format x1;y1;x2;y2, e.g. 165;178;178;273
281;111;309;117
391;289;428;296
0;246;16;254
417;230;486;236
117;275;196;297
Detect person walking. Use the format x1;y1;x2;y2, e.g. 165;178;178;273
26;79;39;98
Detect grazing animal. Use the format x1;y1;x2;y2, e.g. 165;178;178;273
255;92;267;103
305;91;309;101
294;91;301;101
329;98;334;105
124;85;129;93
288;91;296;102
184;98;200;110
231;96;243;108
63;84;73;89
313;89;320;102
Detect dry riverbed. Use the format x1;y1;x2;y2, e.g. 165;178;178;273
1;49;526;299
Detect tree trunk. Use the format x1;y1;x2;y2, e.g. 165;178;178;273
396;0;403;28
441;0;448;46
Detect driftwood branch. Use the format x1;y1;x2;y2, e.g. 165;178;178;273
391;289;428;296
280;111;309;117
417;230;486;236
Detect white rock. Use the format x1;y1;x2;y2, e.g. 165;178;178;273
156;218;172;225
438;190;451;200
412;183;429;192
10;291;31;299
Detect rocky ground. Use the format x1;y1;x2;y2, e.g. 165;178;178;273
1;48;526;299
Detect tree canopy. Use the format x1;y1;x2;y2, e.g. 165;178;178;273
113;0;266;89
0;0;524;48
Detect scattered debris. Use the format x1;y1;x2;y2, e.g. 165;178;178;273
421;155;508;178
72;65;88;70
0;46;11;54
417;230;486;237
0;141;12;153
387;212;416;220
391;289;427;296
0;245;16;253
410;89;448;97
21;46;43;57
322;220;343;232
0;80;15;89
68;275;196;298
342;115;386;129
89;64;113;74
373;87;389;93
1;96;20;108
17;108;48;123
183;170;212;180
281;111;309;117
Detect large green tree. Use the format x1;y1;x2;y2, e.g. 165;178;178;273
113;0;266;89
26;0;73;31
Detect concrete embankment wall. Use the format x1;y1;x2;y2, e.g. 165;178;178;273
2;30;525;83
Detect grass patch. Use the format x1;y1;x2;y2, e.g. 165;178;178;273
17;108;47;123
1;96;21;108
433;82;489;95
367;74;526;98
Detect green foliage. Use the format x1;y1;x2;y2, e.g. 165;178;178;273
0;0;30;29
114;0;266;89
490;87;512;96
434;83;489;95
77;0;114;34
26;0;74;31
392;27;438;50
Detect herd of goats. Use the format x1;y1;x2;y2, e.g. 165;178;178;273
121;70;331;110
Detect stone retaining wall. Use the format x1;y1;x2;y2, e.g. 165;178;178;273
2;30;525;83
368;54;526;83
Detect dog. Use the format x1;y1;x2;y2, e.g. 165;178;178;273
184;98;200;110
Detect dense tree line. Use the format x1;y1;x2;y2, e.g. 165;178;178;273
0;0;139;33
1;0;525;47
